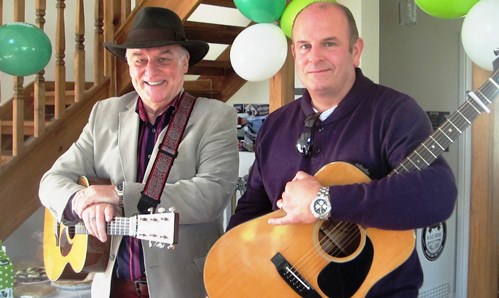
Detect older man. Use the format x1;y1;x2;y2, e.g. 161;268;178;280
40;7;238;297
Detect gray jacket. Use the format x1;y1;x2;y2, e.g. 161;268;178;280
39;91;239;297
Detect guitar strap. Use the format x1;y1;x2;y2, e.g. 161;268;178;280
137;92;196;214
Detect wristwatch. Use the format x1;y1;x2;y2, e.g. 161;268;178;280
310;186;331;220
114;182;124;199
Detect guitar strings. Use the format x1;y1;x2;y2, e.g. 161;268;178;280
69;217;133;235
289;220;362;278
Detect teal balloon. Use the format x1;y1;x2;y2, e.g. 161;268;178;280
415;0;479;19
0;22;52;76
234;0;286;23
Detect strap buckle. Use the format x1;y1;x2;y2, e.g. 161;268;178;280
134;278;148;296
158;144;178;158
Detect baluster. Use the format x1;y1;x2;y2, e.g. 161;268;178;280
94;0;104;85
75;0;85;102
103;0;121;93
55;0;66;119
34;0;47;137
12;77;24;156
12;1;25;156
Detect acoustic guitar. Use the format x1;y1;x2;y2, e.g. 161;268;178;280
204;59;499;297
43;176;179;281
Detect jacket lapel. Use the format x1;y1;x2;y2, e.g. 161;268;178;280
118;93;140;183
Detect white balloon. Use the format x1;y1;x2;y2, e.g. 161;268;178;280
461;0;499;71
230;23;288;82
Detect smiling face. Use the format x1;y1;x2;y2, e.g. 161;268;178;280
126;44;189;112
292;3;363;108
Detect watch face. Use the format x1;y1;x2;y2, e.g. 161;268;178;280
313;198;329;215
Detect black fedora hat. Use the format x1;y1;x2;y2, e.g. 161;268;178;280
104;7;209;66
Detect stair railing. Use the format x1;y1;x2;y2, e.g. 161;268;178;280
0;0;132;166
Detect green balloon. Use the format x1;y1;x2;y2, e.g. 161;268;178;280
235;0;286;23
280;0;336;38
0;22;52;76
415;0;479;19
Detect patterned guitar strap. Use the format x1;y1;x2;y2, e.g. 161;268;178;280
137;92;196;214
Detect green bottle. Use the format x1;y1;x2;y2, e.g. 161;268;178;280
0;240;13;298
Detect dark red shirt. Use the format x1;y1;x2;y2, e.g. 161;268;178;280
113;94;178;280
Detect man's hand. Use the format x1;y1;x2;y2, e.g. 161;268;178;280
72;184;120;218
73;184;122;242
81;202;118;242
268;171;322;225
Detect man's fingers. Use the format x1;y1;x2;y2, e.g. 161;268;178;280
268;214;292;225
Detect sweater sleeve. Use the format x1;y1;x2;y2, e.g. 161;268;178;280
329;93;457;230
226;150;273;230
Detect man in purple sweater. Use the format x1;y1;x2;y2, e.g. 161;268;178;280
227;2;457;297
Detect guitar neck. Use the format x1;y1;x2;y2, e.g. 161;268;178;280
390;69;499;176
72;216;138;237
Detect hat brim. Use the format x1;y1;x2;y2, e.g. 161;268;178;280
104;40;209;66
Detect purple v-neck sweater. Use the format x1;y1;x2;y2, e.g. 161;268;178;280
228;69;457;297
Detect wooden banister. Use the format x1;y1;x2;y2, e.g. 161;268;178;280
94;0;104;85
74;0;85;102
34;0;47;137
54;0;66;119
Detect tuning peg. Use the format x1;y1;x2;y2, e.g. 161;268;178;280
167;244;176;250
168;207;176;212
157;207;166;213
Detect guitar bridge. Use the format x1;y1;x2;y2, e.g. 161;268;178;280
271;252;321;298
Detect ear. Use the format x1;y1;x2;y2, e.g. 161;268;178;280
183;52;190;73
352;38;364;67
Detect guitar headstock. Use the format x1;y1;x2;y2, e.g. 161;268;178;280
135;209;179;249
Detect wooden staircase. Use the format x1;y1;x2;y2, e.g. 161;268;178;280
0;0;252;240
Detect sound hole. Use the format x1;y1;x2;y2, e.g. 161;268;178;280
318;220;362;258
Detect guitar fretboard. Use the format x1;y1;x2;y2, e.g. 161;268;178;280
70;216;138;236
390;70;499;176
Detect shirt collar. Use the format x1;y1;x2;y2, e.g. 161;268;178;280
135;91;183;123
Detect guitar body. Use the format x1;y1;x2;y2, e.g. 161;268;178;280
43;176;111;281
204;162;416;298
43;176;180;281
43;209;110;281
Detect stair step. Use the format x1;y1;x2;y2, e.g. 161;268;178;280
184;79;221;98
185;21;243;45
187;90;222;98
1;120;52;136
0;154;12;165
187;60;231;76
200;0;236;8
